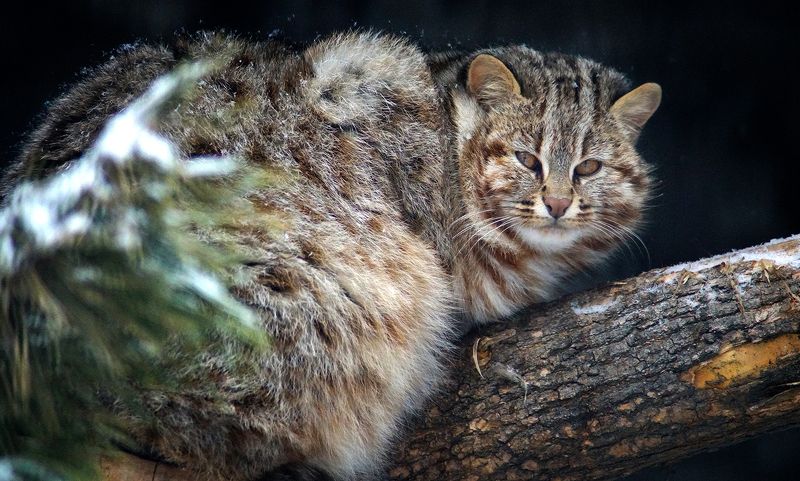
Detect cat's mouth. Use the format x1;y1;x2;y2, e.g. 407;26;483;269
535;221;583;235
511;219;584;251
486;204;589;248
516;215;582;230
503;203;584;230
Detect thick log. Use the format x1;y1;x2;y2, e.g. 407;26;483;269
100;235;800;480
388;235;800;481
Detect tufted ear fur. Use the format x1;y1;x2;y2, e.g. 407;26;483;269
466;54;521;108
610;82;662;141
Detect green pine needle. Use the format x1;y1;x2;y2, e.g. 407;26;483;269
1;63;272;481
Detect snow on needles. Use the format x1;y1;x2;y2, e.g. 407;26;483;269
0;61;256;327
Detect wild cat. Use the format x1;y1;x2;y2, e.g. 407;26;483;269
4;31;659;480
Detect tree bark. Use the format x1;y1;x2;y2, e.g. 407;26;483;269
388;235;800;481
101;235;800;481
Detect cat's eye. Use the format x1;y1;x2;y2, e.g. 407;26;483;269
515;151;542;174
574;159;602;176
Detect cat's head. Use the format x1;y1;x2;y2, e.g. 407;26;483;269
451;47;660;254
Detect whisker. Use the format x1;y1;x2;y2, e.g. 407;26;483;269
609;220;651;267
588;219;636;261
590;218;650;267
448;207;495;232
456;215;517;258
450;208;497;240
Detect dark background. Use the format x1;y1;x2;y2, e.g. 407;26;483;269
3;1;799;479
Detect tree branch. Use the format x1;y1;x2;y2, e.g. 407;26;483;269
99;235;800;480
389;235;800;481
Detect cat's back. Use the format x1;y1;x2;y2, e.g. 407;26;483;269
6;29;453;282
7;31;443;191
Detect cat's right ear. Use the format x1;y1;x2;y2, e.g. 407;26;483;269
467;54;521;108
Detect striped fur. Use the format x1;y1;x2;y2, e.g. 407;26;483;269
4;32;658;479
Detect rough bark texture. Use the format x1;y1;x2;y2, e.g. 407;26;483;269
389;235;800;481
101;235;800;481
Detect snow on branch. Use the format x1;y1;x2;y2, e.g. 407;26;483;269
0;63;267;481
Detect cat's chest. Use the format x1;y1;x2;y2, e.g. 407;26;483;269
457;248;570;322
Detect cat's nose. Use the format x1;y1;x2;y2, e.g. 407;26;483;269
543;196;571;219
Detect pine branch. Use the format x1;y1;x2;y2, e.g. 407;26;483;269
0;63;269;481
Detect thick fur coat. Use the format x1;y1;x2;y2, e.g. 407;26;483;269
4;31;659;480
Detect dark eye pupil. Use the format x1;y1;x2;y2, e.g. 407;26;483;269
515;151;541;172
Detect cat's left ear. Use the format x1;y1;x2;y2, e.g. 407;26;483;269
610;83;662;141
467;54;521;108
